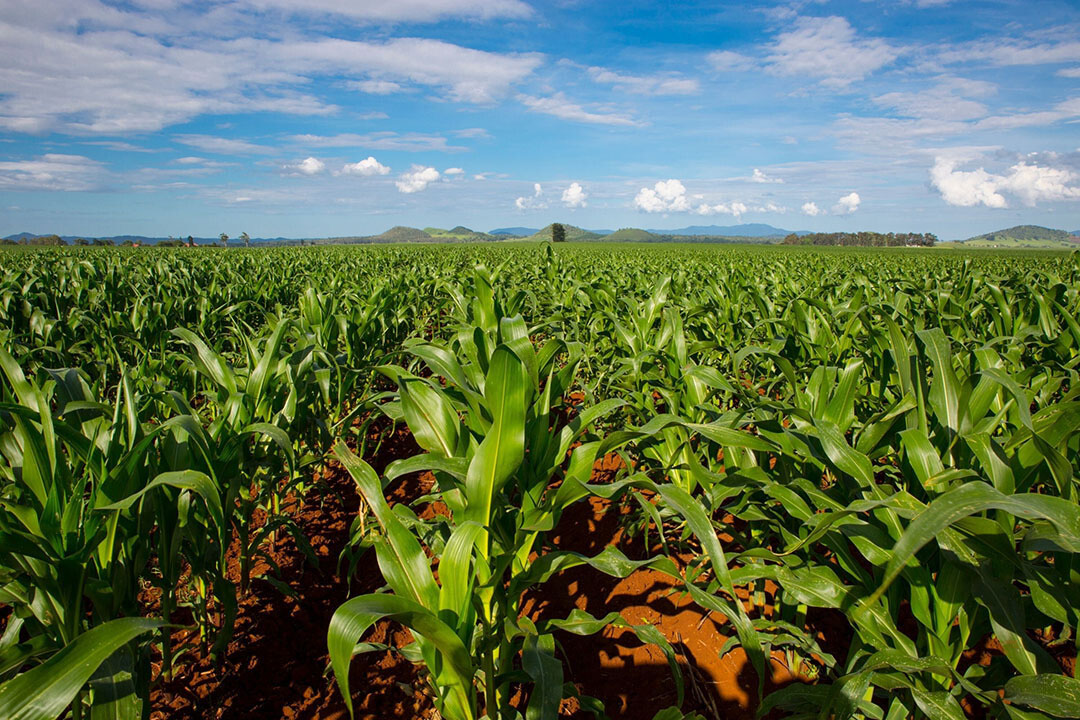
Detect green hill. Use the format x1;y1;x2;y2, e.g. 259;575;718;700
423;226;498;242
523;224;603;242
369;226;434;243
603;228;661;242
960;225;1080;248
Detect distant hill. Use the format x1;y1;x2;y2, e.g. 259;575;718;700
365;226;433;243
424;226;498;242
523;224;603;242
489;227;539;237
603;228;662;242
646;223;807;238
959;225;1080;248
2;232;300;246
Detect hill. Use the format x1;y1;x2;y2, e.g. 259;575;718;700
603;228;662;242
365;226;433;243
523;224;603;242
489;227;539;237
959;225;1080;248
423;226;497;242
646;223;807;238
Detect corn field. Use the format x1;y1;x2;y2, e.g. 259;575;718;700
0;242;1078;720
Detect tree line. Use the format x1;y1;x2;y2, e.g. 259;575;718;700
783;231;937;247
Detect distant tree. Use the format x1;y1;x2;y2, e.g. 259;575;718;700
240;231;250;248
1;238;16;246
551;223;566;243
76;238;89;246
28;234;65;246
219;232;229;248
93;238;114;246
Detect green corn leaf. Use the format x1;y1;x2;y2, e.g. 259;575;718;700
333;441;439;608
328;593;475;720
464;344;526;528
1005;675;1080;718
97;470;223;532
870;482;1080;604
521;633;563;720
0;617;162;720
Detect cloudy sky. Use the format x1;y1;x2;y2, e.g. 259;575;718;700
1;0;1079;240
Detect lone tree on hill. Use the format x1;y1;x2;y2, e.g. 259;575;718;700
551;223;566;243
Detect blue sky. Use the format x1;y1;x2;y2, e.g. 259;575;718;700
1;0;1079;240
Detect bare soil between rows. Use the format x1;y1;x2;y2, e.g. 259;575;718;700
139;421;1030;720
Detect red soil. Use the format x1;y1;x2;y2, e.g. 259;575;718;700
146;431;811;720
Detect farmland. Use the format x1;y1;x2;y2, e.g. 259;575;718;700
0;242;1078;720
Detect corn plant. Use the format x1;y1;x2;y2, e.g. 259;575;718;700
328;267;690;720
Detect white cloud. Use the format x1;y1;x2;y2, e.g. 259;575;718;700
930;155;1080;208
707;50;756;72
0;6;542;135
696;201;747;218
349;79;405;94
287;38;542;104
243;0;533;23
290;132;467;152
1059;67;1080;78
444;167;465;175
562;182;587;208
284;156;326;175
515;182;547;210
751;168;782;183
337;156;390;176
767;16;897;88
833;192;861;214
396;165;440;193
519;93;641;126
0;153;105;191
587;67;699;96
801;202;823;216
937;39;1080;68
634;179;748;216
635;179;692;213
175;135;275;154
454;127;492;139
873;77;994;121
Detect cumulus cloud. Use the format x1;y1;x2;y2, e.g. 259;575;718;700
515;182;547;210
337;156;390;176
931;156;1080;208
750;168;782;183
833;192;861;214
444;167;465;175
284;156;326;175
396;165;440;193
801;202;823;216
697;201;747;218
634;179;692;213
634;179;748;216
519;93;641;126
562;182;587;208
767;16;896;87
